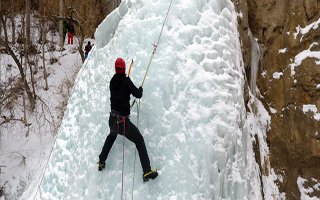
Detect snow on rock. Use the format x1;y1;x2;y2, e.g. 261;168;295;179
278;48;287;54
270;107;277;114
303;104;320;121
294;18;320;40
290;42;320;76
272;72;283;79
297;177;320;200
303;104;318;113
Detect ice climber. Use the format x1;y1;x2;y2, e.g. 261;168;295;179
98;57;158;182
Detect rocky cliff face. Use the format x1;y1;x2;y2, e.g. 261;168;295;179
234;0;320;199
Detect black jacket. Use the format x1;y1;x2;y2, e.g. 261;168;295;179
110;74;142;116
85;44;92;54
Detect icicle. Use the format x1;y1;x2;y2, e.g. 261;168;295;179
248;29;261;97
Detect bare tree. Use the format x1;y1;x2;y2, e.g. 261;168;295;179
37;10;50;90
25;0;37;101
42;25;49;90
0;14;36;111
1;0;118;118
26;0;30;47
67;8;85;61
0;1;1;36
59;0;63;49
8;15;16;44
52;7;86;61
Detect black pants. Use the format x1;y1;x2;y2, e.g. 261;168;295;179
99;111;151;173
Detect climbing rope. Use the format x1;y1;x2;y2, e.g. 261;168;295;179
131;100;140;200
141;0;174;86
130;1;174;199
131;0;174;108
32;45;95;200
120;116;126;200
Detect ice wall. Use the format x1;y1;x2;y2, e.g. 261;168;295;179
37;0;255;199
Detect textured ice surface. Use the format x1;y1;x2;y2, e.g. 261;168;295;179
38;0;251;199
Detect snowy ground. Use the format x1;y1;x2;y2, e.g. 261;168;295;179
0;20;94;199
36;0;272;199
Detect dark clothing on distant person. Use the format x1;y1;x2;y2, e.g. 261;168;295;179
67;23;74;44
67;32;74;44
84;42;92;60
85;42;92;54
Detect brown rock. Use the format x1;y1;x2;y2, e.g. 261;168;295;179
234;0;320;199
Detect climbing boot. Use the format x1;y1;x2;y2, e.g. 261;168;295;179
98;161;105;171
143;169;158;182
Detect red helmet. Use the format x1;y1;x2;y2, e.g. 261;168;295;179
115;58;126;74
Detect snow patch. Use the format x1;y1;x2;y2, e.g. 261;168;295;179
294;18;320;40
289;42;320;76
303;104;318;113
270;107;277;114
272;72;283;79
303;104;320;121
297;177;320;200
278;48;287;54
